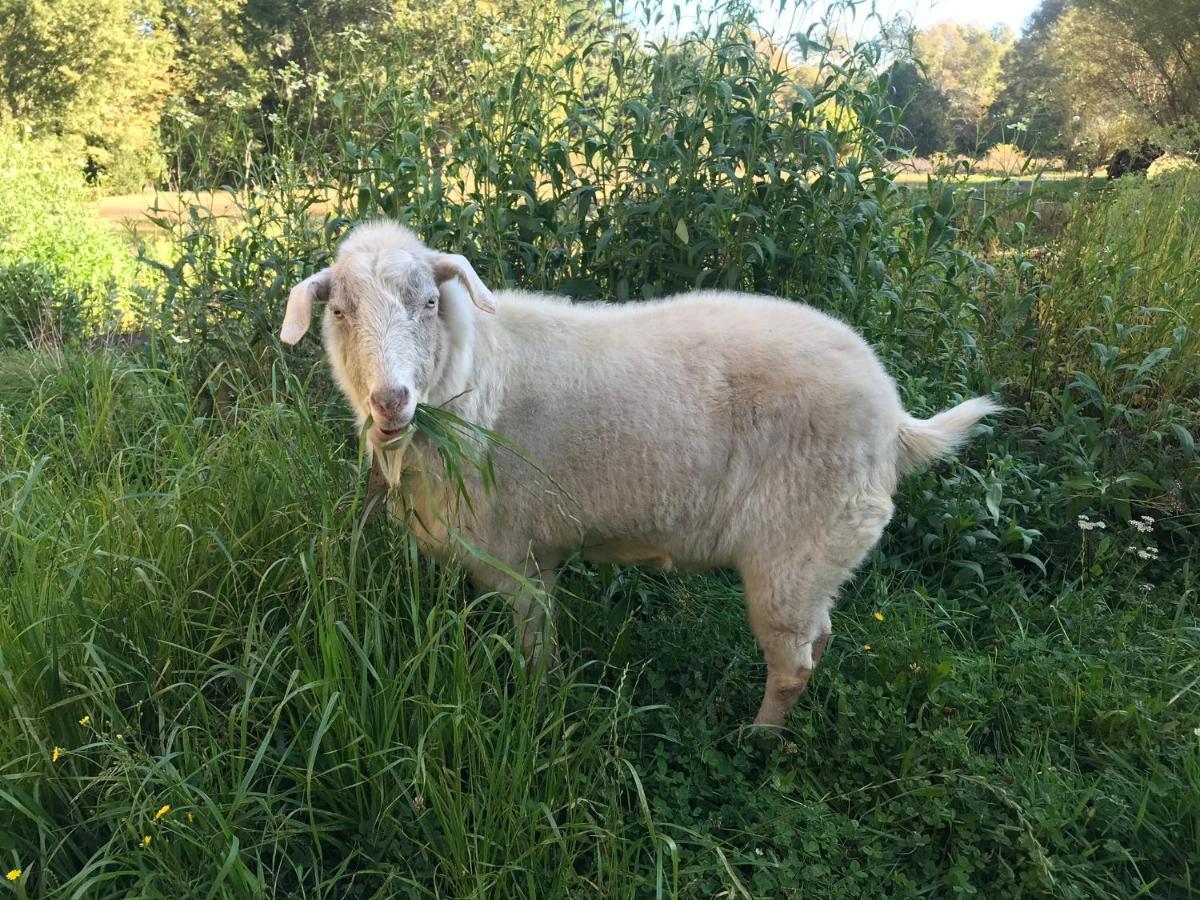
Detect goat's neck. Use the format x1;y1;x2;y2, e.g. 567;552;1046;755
429;297;509;433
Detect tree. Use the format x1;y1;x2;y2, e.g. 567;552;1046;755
0;0;174;186
1037;0;1200;167
161;0;266;121
987;0;1070;156
1047;6;1158;166
155;0;616;184
991;0;1200;167
1073;0;1200;128
913;23;1013;153
883;60;950;156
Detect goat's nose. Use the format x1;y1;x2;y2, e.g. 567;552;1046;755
369;386;410;420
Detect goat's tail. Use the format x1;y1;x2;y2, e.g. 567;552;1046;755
896;397;1000;476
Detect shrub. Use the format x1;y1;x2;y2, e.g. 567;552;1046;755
0;263;87;349
977;142;1028;176
148;4;989;413
1147;153;1199;180
0;128;138;339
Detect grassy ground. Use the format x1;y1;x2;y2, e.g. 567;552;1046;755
0;322;1196;896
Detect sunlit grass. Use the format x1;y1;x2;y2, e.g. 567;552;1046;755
0;349;1195;897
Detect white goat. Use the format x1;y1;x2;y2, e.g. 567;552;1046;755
280;220;997;725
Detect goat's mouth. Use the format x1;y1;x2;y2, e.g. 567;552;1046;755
369;421;413;445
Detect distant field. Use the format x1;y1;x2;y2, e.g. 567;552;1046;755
89;190;243;235
90;190;338;238
892;169;1089;186
90;174;1097;240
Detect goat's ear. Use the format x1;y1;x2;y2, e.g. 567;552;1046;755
431;253;497;314
280;268;331;345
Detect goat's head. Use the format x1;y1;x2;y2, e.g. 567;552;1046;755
280;221;496;446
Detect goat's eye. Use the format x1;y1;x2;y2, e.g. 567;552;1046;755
425;295;438;309
331;307;345;319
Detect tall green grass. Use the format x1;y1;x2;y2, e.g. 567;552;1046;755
1044;168;1199;411
0;353;679;896
965;169;1200;537
0;351;1195;896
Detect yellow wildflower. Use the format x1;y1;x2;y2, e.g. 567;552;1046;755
862;644;872;652
51;746;63;763
873;611;885;622
79;715;90;727
115;733;124;742
5;868;21;881
186;812;193;823
139;835;152;849
154;804;171;821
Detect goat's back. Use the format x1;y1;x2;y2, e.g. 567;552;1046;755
460;290;904;565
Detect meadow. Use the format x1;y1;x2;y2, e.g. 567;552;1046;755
1;4;1198;897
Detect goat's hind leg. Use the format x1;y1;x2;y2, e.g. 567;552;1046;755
511;559;560;668
742;562;837;727
743;490;894;726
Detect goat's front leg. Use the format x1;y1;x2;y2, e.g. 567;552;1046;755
511;562;560;668
469;551;561;668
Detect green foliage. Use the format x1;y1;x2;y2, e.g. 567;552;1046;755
968;168;1199;554
0;0;172;189
150;7;981;404
0;262;86;348
884;60;951;156
1046;7;1152;164
1072;0;1200;127
912;23;1013;154
987;0;1071;157
160;0;616;185
985;0;1200;169
0;130;139;342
